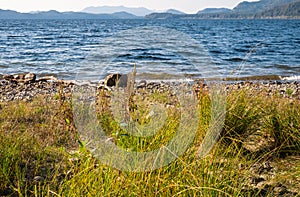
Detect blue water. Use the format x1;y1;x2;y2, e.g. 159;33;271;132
0;19;299;80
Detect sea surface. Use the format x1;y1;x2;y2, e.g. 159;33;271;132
0;19;299;81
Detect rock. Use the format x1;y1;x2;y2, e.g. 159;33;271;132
137;80;147;89
56;79;74;86
104;74;128;87
24;73;36;83
117;75;128;87
250;177;265;185
3;74;14;81
273;185;288;195
14;74;25;80
243;130;275;153
36;76;57;82
97;84;111;91
104;74;121;87
33;176;44;183
3;73;35;83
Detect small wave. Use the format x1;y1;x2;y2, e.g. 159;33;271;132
131;48;153;52
135;55;171;61
7;35;26;38
234;48;248;53
210;50;222;54
280;75;300;81
225;57;244;62
273;64;291;70
117;54;132;58
0;65;9;69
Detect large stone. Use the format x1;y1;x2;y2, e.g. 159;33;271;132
104;74;120;87
24;73;36;83
104;74;127;87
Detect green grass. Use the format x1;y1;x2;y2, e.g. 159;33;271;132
0;85;299;196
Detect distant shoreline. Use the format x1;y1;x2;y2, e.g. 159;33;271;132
0;18;300;20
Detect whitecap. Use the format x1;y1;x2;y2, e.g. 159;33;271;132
280;75;300;81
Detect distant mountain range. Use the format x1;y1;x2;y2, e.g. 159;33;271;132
146;0;300;19
233;0;294;14
81;6;154;16
254;0;300;18
0;0;299;20
166;9;186;15
81;6;187;16
0;6;184;19
197;8;231;14
0;9;141;19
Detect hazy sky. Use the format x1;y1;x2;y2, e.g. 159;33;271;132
0;0;258;14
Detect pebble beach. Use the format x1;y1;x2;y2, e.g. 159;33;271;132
1;73;300;102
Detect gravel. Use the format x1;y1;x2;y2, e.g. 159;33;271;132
1;74;300;102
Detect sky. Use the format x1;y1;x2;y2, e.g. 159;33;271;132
0;0;257;14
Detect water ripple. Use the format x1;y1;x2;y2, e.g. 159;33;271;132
0;19;299;80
